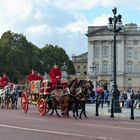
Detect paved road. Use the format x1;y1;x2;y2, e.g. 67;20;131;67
0;101;140;140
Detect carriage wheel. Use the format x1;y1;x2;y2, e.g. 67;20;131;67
21;92;28;113
38;98;48;116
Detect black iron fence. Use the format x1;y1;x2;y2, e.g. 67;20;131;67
86;98;140;120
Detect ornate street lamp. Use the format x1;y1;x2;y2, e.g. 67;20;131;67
108;7;122;118
90;62;96;91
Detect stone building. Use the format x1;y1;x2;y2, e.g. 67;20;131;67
86;23;140;90
72;52;87;79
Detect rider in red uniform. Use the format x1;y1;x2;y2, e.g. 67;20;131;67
49;63;62;89
0;74;10;89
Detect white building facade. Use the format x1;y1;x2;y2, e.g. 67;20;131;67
86;23;140;90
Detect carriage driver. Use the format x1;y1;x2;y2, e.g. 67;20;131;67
48;63;62;89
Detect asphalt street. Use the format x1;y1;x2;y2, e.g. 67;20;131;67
0;99;140;140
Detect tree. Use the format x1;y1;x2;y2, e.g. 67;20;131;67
0;31;75;82
0;31;40;82
41;44;75;74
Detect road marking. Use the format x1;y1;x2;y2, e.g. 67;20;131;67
0;123;118;140
75;123;140;131
15;115;49;121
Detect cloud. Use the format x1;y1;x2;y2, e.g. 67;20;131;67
1;0;140;57
0;0;33;20
92;14;111;26
24;24;53;48
58;15;88;33
24;24;51;37
49;0;100;11
34;10;43;20
47;0;140;12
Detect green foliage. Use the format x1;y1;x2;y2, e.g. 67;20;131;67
0;31;75;82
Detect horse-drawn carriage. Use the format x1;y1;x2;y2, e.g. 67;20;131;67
21;72;68;116
21;69;94;119
0;83;19;109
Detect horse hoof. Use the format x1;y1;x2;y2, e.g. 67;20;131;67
61;112;65;115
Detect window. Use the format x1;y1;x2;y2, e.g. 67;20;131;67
127;47;133;57
95;63;99;74
77;66;80;73
133;40;138;45
83;66;86;69
102;46;108;57
127;63;133;74
94;47;100;57
103;62;108;73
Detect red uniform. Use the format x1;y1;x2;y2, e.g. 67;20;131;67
0;75;10;89
27;72;43;82
27;73;42;81
49;67;62;88
40;80;52;95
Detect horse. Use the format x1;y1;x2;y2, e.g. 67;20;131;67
48;87;78;119
68;79;94;119
48;79;93;119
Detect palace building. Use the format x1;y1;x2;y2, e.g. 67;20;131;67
72;53;87;79
86;23;140;90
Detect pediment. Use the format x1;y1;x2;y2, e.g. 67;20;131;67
86;26;111;36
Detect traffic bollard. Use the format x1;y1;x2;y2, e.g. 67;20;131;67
130;99;134;120
95;97;99;116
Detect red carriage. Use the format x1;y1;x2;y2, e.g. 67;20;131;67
21;70;68;116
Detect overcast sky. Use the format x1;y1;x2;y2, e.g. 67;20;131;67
0;0;140;58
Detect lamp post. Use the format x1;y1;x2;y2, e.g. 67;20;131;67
108;7;122;117
90;62;99;116
90;62;96;91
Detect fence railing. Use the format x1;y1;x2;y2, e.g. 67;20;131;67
86;98;140;120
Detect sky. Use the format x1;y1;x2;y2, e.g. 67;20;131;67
0;0;140;58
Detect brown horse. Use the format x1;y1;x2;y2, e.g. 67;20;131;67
68;79;94;118
48;79;93;119
48;87;78;119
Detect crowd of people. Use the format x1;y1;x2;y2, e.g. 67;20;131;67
89;87;140;109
